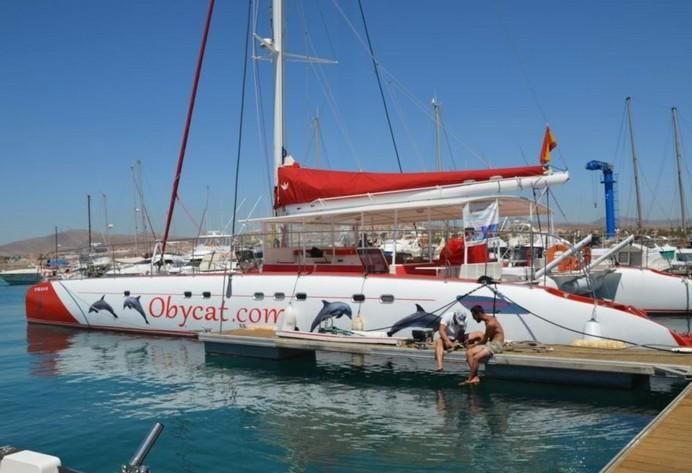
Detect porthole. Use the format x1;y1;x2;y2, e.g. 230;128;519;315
202;291;211;299
124;290;131;296
295;292;307;301
184;291;192;298
274;292;285;301
253;292;264;300
352;294;365;303
380;294;395;304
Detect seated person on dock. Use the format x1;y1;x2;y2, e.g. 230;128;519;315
434;309;469;371
462;305;505;385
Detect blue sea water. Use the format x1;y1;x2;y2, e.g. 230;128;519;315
0;285;685;473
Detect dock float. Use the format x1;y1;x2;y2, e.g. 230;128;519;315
602;380;692;472
199;329;692;388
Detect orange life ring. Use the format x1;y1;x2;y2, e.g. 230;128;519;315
546;243;579;272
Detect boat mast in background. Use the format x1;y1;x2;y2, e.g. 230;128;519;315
672;106;687;239
625;97;644;231
432;97;442;170
87;194;92;251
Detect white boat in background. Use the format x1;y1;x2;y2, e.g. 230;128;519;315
0;267;44;286
24;0;692;349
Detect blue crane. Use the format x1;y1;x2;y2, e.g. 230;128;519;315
586;160;616;238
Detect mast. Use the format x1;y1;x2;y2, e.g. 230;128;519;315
87;194;92;251
54;226;59;263
273;0;285;189
160;0;215;262
672;107;687;236
432;97;442;170
625;97;644;231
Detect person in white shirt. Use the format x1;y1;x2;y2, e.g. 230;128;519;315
434;308;469;371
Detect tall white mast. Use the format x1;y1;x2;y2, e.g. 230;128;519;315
273;0;285;189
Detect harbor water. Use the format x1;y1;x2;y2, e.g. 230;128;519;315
0;285;686;472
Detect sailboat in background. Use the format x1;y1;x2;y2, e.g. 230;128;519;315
25;0;691;348
579;99;692;314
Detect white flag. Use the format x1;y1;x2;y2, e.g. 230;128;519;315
462;200;499;243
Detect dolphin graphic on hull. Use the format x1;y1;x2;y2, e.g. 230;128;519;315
387;304;440;337
88;295;118;319
123;295;149;324
310;300;353;332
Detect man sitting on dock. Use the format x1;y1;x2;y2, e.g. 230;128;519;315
434;309;469;371
462;305;505;385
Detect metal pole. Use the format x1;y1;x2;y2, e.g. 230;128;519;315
672;107;687;237
127;422;164;468
625;97;644;231
87;194;92;251
433;97;442;170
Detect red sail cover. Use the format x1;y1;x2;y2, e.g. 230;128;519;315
275;164;546;208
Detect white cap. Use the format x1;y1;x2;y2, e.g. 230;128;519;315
454;310;467;328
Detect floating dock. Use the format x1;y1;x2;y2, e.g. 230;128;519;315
602;380;692;472
199;329;692;388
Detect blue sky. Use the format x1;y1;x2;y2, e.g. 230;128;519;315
2;0;692;245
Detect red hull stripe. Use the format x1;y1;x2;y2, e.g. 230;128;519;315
25;282;80;325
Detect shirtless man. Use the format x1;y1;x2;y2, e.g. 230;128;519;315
462;305;504;385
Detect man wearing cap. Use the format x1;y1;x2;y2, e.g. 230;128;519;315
434;307;469;371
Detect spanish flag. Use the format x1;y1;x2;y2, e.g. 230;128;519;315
539;126;557;166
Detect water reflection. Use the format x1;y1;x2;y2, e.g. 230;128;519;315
25;325;683;472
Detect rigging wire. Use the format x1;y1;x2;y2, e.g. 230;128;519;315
330;0;489;168
251;0;275;202
356;0;403;172
231;0;253;238
387;81;428;171
221;0;253;324
130;162;158;242
295;2;362;169
440;109;459;170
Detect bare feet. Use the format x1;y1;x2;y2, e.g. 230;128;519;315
459;376;480;385
435;367;444;372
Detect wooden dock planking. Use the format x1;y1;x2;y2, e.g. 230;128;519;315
602;381;692;473
201;330;692;381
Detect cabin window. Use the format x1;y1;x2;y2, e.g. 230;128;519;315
253;292;264;301
124;290;130;296
274;292;285;301
380;294;395;304
184;291;192;298
352;294;366;303
202;291;211;299
295;292;307;301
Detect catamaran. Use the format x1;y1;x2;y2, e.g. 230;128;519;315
25;0;691;349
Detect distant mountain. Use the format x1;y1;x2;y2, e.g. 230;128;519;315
0;230;139;258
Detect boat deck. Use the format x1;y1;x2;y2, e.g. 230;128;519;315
602;380;692;472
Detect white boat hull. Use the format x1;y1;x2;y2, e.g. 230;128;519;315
25;272;688;347
596;266;692;314
0;268;43;286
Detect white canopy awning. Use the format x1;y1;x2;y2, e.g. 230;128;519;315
245;195;551;226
